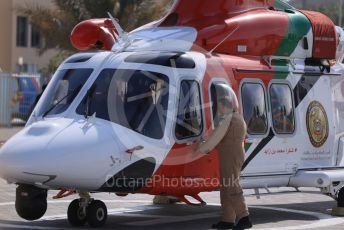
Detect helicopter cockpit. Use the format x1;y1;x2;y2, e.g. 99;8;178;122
76;68;170;140
35;68;94;118
30;50;205;143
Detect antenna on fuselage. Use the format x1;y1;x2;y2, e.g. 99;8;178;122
208;26;240;56
107;12;130;44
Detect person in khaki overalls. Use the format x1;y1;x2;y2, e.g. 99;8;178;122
197;91;252;230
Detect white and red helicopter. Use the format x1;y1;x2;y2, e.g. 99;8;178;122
1;0;344;227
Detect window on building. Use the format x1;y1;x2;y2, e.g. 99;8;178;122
269;83;295;134
175;80;203;140
31;25;41;48
27;64;39;74
241;82;268;135
16;16;28;47
16;63;28;73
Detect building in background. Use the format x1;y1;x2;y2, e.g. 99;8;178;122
0;0;58;74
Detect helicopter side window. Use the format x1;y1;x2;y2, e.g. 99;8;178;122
210;82;237;128
241;82;268;135
175;80;203;140
269;83;295;135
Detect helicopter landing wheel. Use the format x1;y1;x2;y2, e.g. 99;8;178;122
86;200;108;227
67;199;87;227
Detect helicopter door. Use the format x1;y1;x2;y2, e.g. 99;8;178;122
241;79;297;175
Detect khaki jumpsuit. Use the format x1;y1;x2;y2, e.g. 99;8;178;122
218;112;249;222
199;112;249;223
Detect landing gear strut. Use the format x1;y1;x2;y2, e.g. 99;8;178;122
67;192;108;227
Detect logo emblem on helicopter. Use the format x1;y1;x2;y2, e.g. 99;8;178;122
306;101;329;148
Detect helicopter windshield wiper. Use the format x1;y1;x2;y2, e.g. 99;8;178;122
84;84;96;118
42;86;82;118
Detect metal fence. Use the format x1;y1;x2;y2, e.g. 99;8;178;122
0;73;41;127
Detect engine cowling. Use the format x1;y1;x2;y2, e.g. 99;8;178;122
159;0;339;60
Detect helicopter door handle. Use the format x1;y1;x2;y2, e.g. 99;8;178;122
126;146;144;154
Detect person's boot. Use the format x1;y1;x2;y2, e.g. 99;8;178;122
234;216;253;230
211;221;235;229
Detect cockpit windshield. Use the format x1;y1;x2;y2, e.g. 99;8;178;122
36;69;93;117
76;69;169;139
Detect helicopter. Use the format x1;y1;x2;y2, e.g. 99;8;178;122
1;0;344;227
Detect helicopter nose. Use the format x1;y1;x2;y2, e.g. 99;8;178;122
0;132;56;183
0;145;8;178
0;140;25;181
0;138;55;184
0;119;75;183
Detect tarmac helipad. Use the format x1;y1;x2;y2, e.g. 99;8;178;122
0;179;343;230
